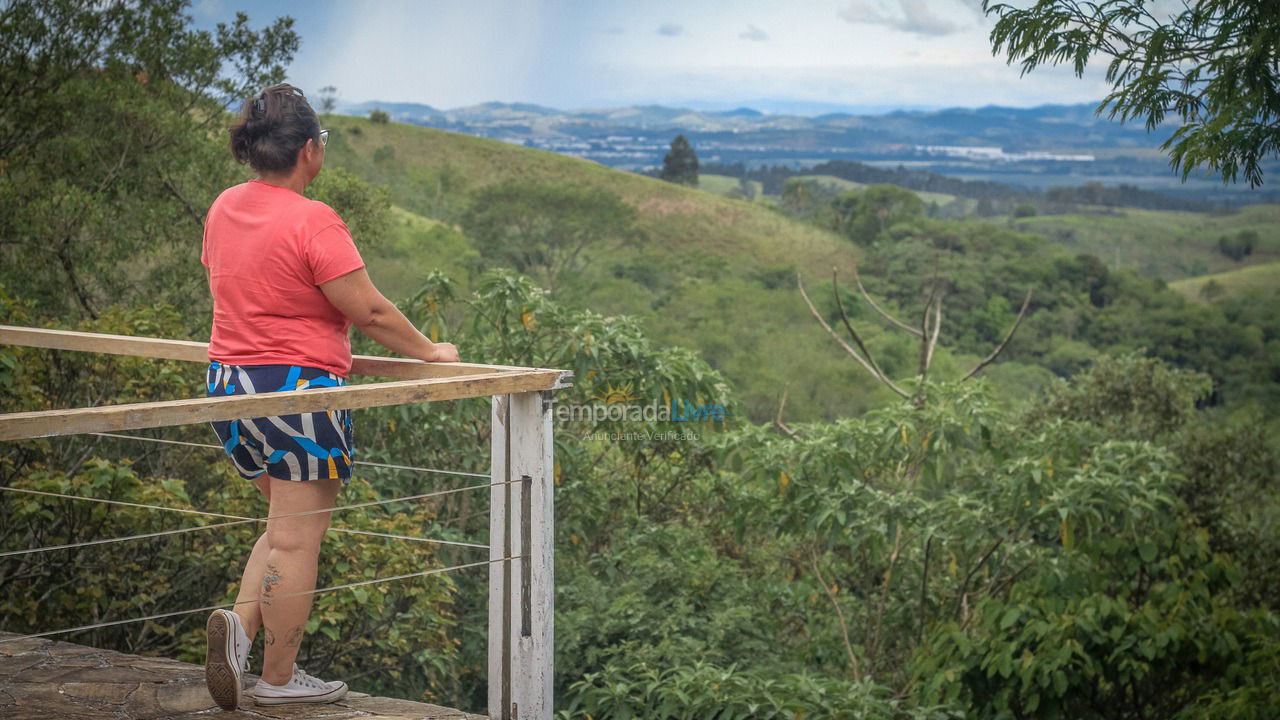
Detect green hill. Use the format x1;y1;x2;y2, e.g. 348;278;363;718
322;115;896;422
698;174;764;199
1169;260;1280;302
794;174;967;210
1009;205;1280;281
364;206;476;302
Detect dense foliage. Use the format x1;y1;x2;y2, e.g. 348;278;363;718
0;0;298;320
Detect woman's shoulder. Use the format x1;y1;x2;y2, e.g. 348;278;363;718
209;181;246;207
205;181;254;225
209;180;277;213
298;198;349;234
215;179;261;199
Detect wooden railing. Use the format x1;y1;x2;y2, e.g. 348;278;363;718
0;325;569;720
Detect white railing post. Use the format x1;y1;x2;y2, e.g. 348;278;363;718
489;390;555;720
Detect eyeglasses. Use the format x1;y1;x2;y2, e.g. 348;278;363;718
318;129;329;147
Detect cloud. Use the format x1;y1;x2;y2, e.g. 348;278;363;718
838;0;962;36
739;24;769;41
959;0;992;20
657;23;684;37
191;0;224;20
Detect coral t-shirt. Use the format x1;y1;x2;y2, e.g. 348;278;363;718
202;180;366;377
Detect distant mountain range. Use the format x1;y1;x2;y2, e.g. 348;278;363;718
338;100;1167;150
335;100;1277;204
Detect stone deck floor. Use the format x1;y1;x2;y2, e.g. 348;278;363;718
0;633;484;720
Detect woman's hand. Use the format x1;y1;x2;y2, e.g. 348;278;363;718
425;342;459;363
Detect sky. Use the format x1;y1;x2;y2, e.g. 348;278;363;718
190;0;1119;115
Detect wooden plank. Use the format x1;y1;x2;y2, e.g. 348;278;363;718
0;370;562;442
488;394;510;720
0;325;558;379
0;325;209;363
494;391;554;720
349;355;543;380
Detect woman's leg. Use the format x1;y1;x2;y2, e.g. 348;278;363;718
231;476;274;641
257;476;341;685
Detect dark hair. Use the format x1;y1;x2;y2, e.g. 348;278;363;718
229;84;321;173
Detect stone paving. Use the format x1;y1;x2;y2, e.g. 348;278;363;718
0;633;484;720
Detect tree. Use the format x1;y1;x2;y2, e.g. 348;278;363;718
984;0;1280;187
1218;229;1257;261
830;185;925;244
317;84;337;113
369;108;389;124
660;134;699;186
306;167;390;251
781;178;845;223
0;0;299;320
460;181;641;295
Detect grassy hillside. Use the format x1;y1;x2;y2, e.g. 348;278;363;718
793;174;970;212
1169;260;1280;302
1009;205;1280;281
698;174;763;199
321;115;904;422
364;206;476;302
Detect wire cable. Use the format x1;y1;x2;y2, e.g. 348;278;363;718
88;432;487;478
0;556;514;645
0;486;487;551
0;478;505;557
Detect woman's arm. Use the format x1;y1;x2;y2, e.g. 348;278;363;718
319;268;459;363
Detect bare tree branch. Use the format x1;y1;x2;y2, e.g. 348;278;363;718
798;272;909;398
924;296;943;375
774;386;797;438
809;548;862;683
915;273;940;378
912;293;945;409
831;267;893;382
962;288;1033;381
953;537;1003;621
852;263;923;337
162;174;205;229
918;534;933;645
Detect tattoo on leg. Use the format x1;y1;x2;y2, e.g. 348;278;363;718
261;564;282;606
265;628;276;646
284;626;303;647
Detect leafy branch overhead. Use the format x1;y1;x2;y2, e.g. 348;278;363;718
984;0;1280;187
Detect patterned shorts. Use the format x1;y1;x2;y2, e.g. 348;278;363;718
206;362;355;484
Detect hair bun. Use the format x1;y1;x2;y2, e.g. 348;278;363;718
227;83;320;172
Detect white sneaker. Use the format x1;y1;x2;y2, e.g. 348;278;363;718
204;609;251;710
253;664;348;705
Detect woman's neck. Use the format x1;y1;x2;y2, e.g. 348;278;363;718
254;168;309;195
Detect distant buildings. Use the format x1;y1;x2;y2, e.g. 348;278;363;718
915;145;1095;162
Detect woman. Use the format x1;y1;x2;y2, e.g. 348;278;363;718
200;83;459;710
